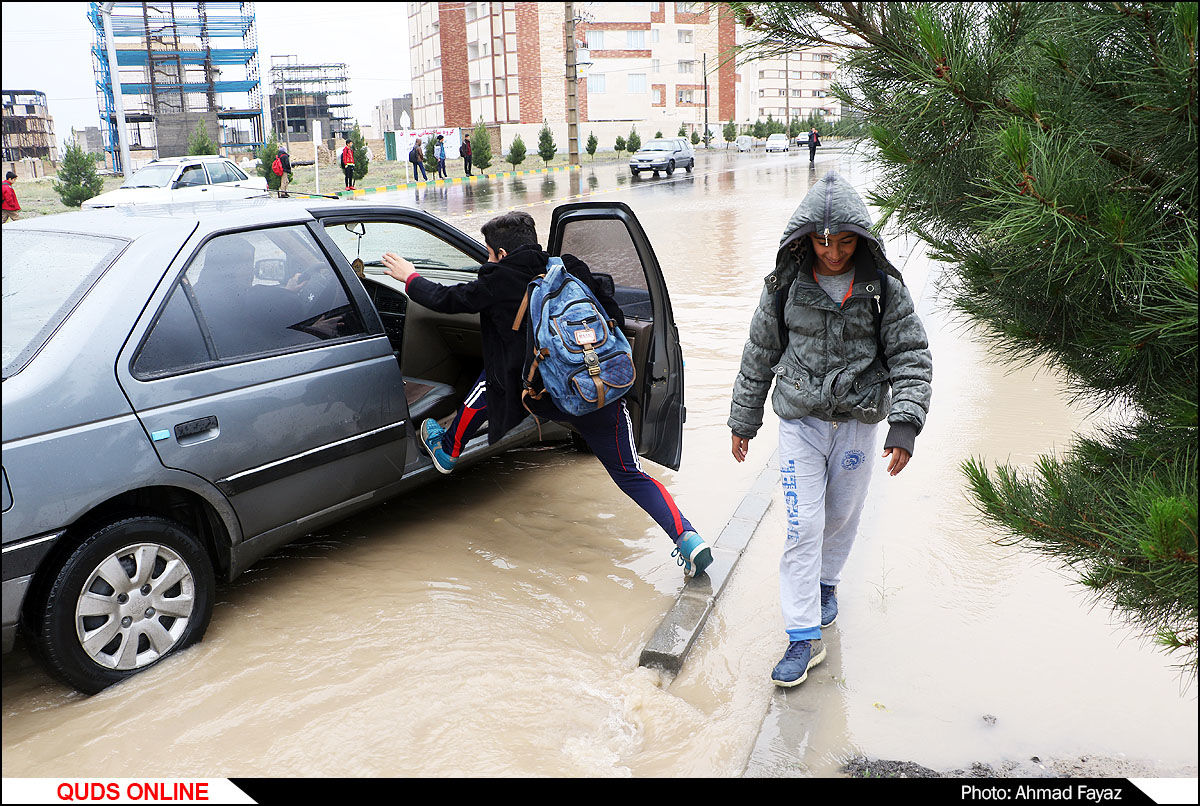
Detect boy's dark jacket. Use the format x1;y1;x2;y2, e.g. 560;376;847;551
404;244;626;443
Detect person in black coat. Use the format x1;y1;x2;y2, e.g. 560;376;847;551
381;211;712;577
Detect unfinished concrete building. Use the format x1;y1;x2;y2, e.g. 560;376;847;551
89;2;266;171
2;90;58;164
268;57;352;146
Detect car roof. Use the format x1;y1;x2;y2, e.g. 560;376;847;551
6;198;385;241
143;155;234;165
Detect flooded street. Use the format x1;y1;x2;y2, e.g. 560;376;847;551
3;148;1195;777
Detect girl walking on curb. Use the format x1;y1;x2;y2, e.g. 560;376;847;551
728;172;932;687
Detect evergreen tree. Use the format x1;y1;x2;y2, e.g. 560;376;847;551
537;121;557;166
752;118;766;138
730;1;1199;672
678;123;688;137
253;132;282;192
349;123;370;182
788;116;801;138
471;119;493;171
656;130;664;139
187;120;218;155
691;130;701;145
627;126;641;153
506;134;526;169
53;141;104;207
585;131;598;161
615;135;626;158
424;134;439;176
723;119;737;148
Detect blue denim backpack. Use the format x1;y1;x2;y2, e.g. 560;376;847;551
512;256;635;417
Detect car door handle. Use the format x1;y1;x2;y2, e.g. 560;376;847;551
174;416;219;445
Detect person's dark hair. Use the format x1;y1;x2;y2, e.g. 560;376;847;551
5;171;15;180
481;211;538;256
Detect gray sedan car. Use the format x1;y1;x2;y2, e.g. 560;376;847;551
2;199;685;693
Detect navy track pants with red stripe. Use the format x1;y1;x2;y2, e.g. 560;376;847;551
440;372;694;543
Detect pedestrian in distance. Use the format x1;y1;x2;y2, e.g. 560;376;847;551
2;171;19;223
409;139;427;181
808;126;821;165
273;145;292;197
460;135;473;176
729;171;932;687
380;211;714;579
341;137;355;190
435;134;448;179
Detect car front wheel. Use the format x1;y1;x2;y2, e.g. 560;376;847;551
29;515;215;694
631;168;639;176
666;160;675;176
685;160;694;172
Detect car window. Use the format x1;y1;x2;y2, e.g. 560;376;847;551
205;161;236;183
177;165;208;187
225;161;249;181
131;280;212;377
182;226;367;362
642;139;675;151
557;218;653;321
121;164;176;189
323;221;481;276
2;230;127;378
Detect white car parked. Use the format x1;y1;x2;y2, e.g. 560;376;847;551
735;135;754;152
765;133;790;152
82;155;269;209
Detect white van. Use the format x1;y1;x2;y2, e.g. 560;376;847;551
735;135;753;152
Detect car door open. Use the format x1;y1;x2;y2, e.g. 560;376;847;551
547;202;685;470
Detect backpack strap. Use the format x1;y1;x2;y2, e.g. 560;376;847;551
512;288;532;331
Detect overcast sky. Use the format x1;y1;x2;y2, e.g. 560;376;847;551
1;2;413;141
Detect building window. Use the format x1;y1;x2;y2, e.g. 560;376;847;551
677;88;694;103
677;60;695;73
628;73;647;93
588;73;606;93
652;86;664;105
677;28;692;44
586;29;604;49
676;1;699;13
627;30;646;48
652;59;660;72
651;29;660;43
651;2;662;11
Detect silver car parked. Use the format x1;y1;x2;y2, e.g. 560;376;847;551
629;138;695;177
2;199;686;693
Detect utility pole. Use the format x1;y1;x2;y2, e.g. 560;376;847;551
565;2;580;166
703;53;709;148
785;51;791;139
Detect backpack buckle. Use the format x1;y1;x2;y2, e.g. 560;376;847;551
583;348;601;376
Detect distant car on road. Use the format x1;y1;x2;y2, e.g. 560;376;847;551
795;131;813;147
82;155;268;209
2;198;686;694
629;138;695;177
765;133;790;153
735;135;754;152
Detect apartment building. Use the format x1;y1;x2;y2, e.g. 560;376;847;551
406;1;840;137
2;90;57;163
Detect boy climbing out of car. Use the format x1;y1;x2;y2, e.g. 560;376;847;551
381;211;713;578
728;172;932;687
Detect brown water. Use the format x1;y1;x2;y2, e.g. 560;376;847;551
3;149;1194;777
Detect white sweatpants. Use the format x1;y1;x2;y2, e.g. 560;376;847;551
778;416;879;640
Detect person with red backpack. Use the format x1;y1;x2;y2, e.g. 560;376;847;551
380;211;714;579
340;138;355;190
272;146;292;197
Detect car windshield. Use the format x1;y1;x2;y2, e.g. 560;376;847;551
641;140;675;151
120;164;177;189
2;230;128;378
768;134;786;140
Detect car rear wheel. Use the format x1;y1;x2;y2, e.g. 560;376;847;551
29;515;215;694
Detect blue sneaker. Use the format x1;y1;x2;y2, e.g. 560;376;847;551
771;639;827;687
419;418;456;474
820;583;838;628
671;530;713;578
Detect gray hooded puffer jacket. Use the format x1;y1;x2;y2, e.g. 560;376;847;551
728;172;933;454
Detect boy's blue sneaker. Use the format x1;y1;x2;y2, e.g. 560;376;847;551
419;418;456;474
820;583;838;628
771;639;826;687
671;530;713;578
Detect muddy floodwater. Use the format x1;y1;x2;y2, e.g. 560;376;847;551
3;149;1195;777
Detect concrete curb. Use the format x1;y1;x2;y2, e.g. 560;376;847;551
331;163;582;198
638;450;779;676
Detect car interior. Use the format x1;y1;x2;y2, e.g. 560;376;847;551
324;220;659;453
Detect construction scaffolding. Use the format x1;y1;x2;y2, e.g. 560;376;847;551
268;56;352;145
89;1;265;171
2;90;57;163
